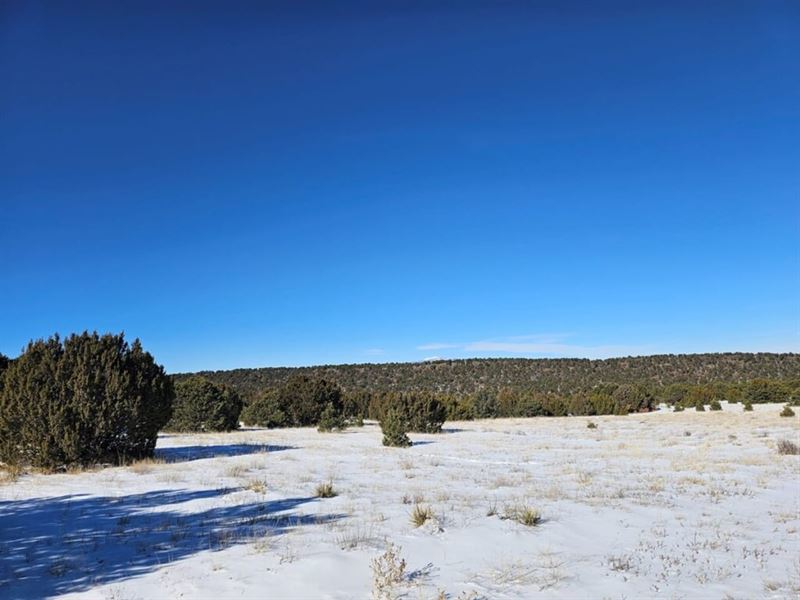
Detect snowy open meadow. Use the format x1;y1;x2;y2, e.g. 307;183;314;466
2;403;798;600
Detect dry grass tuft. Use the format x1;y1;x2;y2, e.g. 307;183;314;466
128;457;165;474
0;463;23;484
502;504;542;527
776;439;799;455
410;504;434;527
315;481;337;498
247;478;268;493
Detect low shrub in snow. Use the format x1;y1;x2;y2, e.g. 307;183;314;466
380;406;412;448
776;439;799;455
779;405;795;417
370;542;406;600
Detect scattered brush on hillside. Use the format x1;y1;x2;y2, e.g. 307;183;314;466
179;357;800;426
177;353;800;398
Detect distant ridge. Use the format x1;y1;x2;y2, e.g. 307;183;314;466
175;352;800;401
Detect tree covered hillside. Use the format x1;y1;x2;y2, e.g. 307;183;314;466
176;353;800;401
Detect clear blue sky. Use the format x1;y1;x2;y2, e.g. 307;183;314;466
1;1;798;372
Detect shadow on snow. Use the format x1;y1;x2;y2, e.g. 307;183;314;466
155;443;296;463
0;488;342;598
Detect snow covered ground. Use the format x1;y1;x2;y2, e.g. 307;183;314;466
1;402;798;599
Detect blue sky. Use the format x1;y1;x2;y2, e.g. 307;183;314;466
1;1;798;372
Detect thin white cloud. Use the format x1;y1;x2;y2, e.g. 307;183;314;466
416;343;460;351
417;334;650;359
364;348;385;356
422;356;443;362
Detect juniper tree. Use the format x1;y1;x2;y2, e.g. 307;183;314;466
240;390;287;427
166;376;242;432
279;375;343;427
317;401;346;432
0;332;173;468
380;406;411;447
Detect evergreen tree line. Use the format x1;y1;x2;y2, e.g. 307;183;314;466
1;333;798;469
331;379;799;423
177;352;800;402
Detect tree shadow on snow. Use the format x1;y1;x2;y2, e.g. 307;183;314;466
156;443;296;463
0;488;342;598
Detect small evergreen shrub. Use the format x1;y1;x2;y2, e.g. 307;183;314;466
317;402;346;432
779;405;795;417
400;393;447;433
587;421;597;429
442;395;475;421
612;384;656;414
743;401;754;411
166;376;242;432
695;402;705;412
568;394;596;416
709;400;722;411
240;391;287;428
472;389;498;419
673;403;685;412
0;332;173;469
380;407;412;447
280;375;343;427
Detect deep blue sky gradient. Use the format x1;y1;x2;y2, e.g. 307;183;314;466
1;1;798;371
